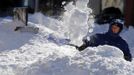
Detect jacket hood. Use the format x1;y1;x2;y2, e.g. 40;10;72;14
108;19;123;36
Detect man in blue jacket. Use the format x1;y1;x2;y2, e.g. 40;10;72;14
76;20;132;62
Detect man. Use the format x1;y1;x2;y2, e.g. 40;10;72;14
76;19;132;62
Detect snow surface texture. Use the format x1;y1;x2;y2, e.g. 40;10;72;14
0;0;134;75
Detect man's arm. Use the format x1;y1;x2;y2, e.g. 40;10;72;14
120;40;132;62
77;34;99;51
123;46;132;62
124;55;132;62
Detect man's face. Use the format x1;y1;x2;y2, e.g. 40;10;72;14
111;24;120;33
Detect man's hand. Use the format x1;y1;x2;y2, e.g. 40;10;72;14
67;43;88;51
77;44;88;51
124;55;132;62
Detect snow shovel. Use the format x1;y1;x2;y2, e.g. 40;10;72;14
14;26;39;34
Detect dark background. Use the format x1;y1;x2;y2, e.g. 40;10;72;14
0;0;74;17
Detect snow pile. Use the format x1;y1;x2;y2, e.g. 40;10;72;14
15;46;126;75
1;16;134;75
0;0;134;75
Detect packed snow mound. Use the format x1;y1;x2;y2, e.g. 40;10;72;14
0;0;134;74
0;37;130;75
0;18;134;75
84;45;123;58
19;46;126;75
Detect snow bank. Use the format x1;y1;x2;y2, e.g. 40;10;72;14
0;0;134;75
0;18;134;75
0;35;128;75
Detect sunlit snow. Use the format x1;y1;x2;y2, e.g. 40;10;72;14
0;0;134;75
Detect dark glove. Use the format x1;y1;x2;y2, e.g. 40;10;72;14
124;55;132;62
68;43;88;51
76;44;88;51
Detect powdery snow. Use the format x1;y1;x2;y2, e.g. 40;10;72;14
0;14;134;75
0;0;134;75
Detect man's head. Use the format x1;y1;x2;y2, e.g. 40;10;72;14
108;19;123;35
111;23;122;33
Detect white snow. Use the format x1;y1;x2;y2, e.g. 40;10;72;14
0;0;134;75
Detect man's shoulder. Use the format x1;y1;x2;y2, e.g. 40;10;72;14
117;36;128;45
94;33;104;36
95;33;105;37
90;33;105;39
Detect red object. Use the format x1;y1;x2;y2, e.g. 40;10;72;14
124;0;134;27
